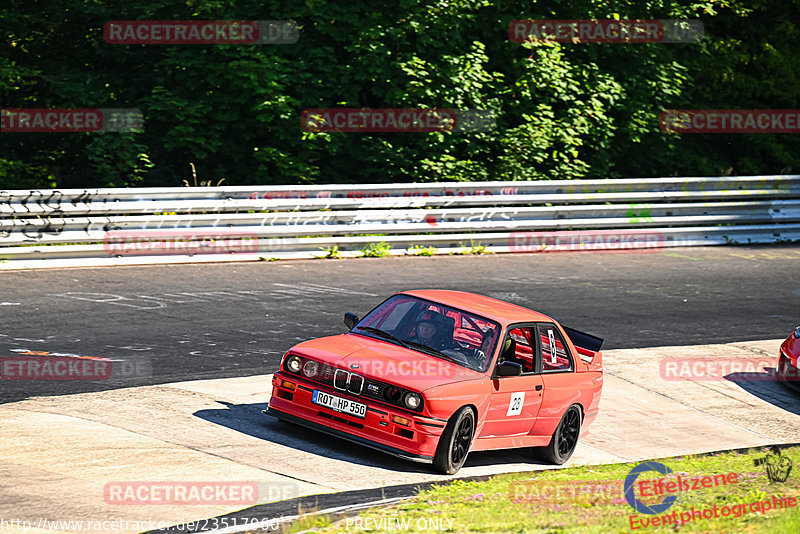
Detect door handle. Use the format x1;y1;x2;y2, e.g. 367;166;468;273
535;385;542;391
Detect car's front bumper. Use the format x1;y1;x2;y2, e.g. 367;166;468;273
266;373;447;462
777;350;800;390
266;405;434;463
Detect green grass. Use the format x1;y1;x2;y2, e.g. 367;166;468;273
301;446;800;533
407;244;438;256
317;245;343;259
455;240;490;255
281;504;334;534
360;241;392;258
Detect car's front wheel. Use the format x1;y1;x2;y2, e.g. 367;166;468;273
534;404;581;465
432;406;475;474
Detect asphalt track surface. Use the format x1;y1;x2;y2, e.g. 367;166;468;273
1;244;799;405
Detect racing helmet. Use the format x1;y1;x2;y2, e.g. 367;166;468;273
415;310;441;330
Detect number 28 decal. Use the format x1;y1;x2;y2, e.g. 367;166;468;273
507;392;525;416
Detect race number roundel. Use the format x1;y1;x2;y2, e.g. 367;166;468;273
507;392;525;416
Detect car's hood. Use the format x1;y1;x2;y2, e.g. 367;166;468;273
289;333;483;390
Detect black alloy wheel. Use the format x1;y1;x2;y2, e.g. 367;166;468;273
535;404;581;465
433;406;475;474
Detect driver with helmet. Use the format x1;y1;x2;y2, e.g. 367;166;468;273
408;310;441;348
408;310;496;372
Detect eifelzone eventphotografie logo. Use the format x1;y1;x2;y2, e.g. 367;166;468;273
754;447;793;483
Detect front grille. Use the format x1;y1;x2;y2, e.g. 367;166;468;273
362;381;385;400
330;368;365;394
348;373;364;394
299;361;420;412
317;411;363;429
334;369;349;390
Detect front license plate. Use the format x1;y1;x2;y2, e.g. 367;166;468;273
312;390;367;419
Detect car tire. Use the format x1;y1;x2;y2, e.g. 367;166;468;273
432;406;475;475
534;404;581;465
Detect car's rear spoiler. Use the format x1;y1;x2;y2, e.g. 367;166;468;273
562;326;604;367
562;326;604;352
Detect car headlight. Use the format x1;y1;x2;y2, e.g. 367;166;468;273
302;360;319;378
404;392;422;411
286;355;303;373
794;325;800;338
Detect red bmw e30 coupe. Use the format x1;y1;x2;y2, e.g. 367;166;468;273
266;290;604;474
777;324;800;390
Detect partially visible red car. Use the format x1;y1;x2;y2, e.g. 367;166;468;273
266;290;603;474
777;324;800;390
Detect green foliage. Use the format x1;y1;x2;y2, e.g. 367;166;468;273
181;162;226;187
457;240;489;255
318;244;343;259
85;134;153;187
407;244;437;256
2;0;800;188
360;241;392;257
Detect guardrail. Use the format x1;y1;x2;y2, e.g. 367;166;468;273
2;175;799;269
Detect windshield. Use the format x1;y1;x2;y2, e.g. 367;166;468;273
352;294;501;373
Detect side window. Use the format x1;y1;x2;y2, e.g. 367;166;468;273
454;316;493;349
539;324;573;372
498;327;536;374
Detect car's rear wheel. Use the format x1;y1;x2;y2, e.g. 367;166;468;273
433;407;475;474
534;404;581;465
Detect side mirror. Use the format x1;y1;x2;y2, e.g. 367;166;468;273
496;361;523;377
344;312;359;329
